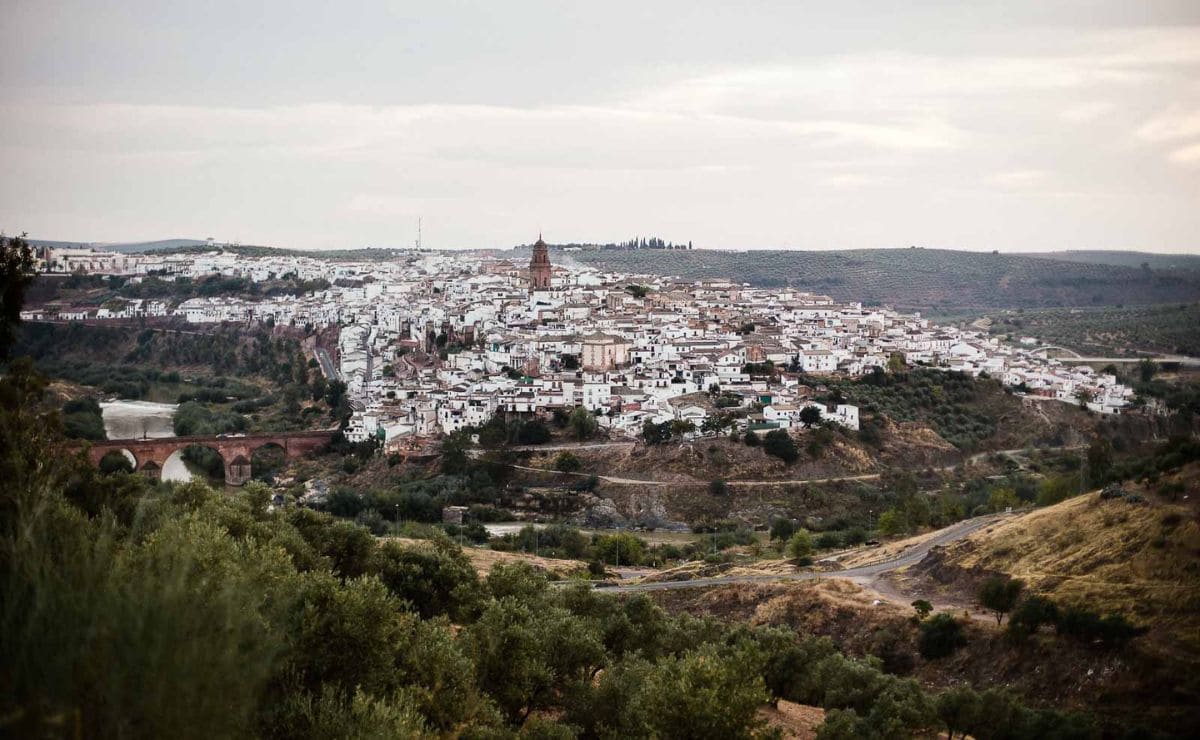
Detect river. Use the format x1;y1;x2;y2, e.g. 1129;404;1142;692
99;400;193;482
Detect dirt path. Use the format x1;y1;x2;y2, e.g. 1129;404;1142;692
489;445;1084;487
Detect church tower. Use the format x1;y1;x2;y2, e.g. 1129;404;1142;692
529;234;552;291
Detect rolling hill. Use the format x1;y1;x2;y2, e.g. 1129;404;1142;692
557;247;1200;311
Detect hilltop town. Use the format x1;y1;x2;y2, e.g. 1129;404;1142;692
26;239;1135;455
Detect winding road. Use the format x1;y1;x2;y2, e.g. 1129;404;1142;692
593;513;1006;593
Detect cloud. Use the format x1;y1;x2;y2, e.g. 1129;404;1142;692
988;170;1050;188
1060;102;1116;123
1169;143;1200;166
1136;109;1200;142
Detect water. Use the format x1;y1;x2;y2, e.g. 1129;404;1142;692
99;400;193;482
100;400;177;439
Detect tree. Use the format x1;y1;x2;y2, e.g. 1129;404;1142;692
987;487;1021;512
639;644;769;740
763;429;799;464
911;600;933;621
439;431;472;475
743;430;760;447
1;233;35;359
1086;437;1113;487
708;478;728;496
1036;475;1075;507
516;419;551;445
935;687;981;739
669;419;696;439
464;600;605;723
787;529;814;560
592;532;646;567
640;420;671;446
1138;358;1158;383
769;518;796;541
918;613;967;659
701;412;728;436
887;352;906;374
567;406;598;441
978;575;1024;626
877;509;905;536
1007;595;1059;640
799;406;823;428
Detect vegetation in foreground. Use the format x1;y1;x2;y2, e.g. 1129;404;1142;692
2;360;1112;739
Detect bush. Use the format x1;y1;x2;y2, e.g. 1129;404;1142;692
516;419;552;445
763;429;799;464
918;613;967;659
787;530;814;560
1007;595;1058;639
769;518;796;541
553;452;581;473
815;531;842;550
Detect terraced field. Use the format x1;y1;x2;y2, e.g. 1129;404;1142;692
560;248;1200;311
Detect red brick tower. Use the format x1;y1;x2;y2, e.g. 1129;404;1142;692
529;234;551;291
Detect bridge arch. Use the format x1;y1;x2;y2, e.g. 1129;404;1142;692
249;442;287;483
98;448;137;474
79;430;335;486
162;443;227;484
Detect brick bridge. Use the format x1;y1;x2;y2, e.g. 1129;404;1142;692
85;430;336;485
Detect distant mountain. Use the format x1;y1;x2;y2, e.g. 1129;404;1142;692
1022;250;1200;271
560;247;1200;311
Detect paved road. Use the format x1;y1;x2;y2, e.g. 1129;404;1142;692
592;514;1005;593
314;348;340;381
507;442;637;452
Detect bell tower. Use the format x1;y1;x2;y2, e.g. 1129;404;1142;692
529;234;551;292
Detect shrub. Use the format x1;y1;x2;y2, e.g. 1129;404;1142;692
918;614;967;660
815;531;842;550
553;452;581;473
763;429;799;464
787;530;814;560
769;518;796;541
1007;595;1058;639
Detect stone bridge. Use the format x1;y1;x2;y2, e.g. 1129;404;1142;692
85;430;336;485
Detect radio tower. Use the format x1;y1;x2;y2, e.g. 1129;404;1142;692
415;217;422;250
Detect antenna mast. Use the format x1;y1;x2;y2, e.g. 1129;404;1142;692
415;217;422;249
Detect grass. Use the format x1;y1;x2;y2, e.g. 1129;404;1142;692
943;485;1200;655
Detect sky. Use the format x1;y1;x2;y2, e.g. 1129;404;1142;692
2;1;1199;253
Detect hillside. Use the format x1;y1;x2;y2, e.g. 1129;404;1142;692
1024;250;1200;271
557;247;1200;311
910;472;1200;656
976;303;1200;357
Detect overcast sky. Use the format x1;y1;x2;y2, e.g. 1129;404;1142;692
2;1;1199;252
